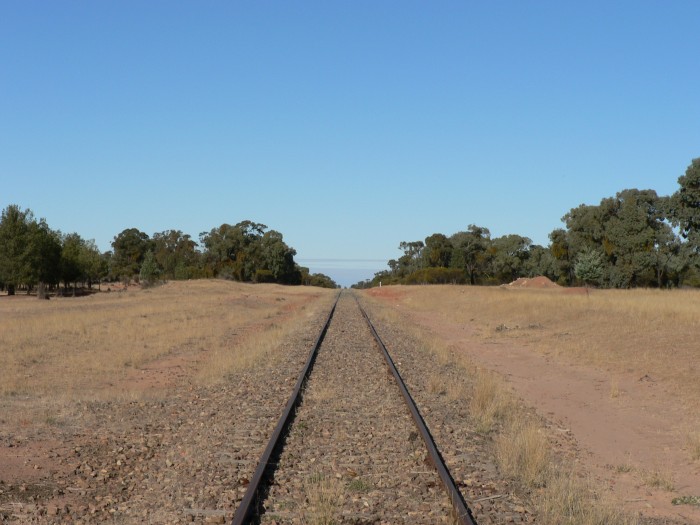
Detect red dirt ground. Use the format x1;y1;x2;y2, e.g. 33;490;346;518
372;289;700;524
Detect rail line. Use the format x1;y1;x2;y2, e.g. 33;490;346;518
231;291;477;525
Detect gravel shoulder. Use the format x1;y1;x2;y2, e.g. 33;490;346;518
261;293;455;524
358;294;536;525
0;292;332;524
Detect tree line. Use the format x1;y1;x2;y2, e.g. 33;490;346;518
354;158;700;289
0;212;337;297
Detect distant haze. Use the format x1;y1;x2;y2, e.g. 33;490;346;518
297;259;386;288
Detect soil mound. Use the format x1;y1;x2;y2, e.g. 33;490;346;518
505;276;560;289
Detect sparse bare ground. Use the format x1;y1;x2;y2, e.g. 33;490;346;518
361;285;700;524
262;294;457;524
3;281;698;524
0;280;336;523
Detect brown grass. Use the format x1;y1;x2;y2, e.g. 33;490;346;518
688;429;700;461
361;288;644;525
369;285;700;408
469;369;513;435
495;417;549;488
0;280;335;400
303;473;344;525
536;468;638;525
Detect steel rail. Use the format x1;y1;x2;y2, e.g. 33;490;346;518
355;297;478;525
231;293;340;525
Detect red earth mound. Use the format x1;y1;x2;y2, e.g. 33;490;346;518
505;276;560;289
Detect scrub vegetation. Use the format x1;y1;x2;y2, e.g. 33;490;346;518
355;157;700;289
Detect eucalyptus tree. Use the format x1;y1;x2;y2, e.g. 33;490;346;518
423;233;453;268
524;244;558;281
549;228;574;285
257;230;299;284
600;189;674;287
396;240;424;277
450;225;491;284
487;234;531;283
152;230;200;280
668;158;700;257
111;228;152;283
200;221;267;280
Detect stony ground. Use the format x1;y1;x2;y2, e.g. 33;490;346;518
0;289;578;524
0;303;329;524
261;294;458;524
358;296;535;525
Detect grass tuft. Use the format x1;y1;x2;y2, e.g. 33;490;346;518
495;417;549;488
536;468;638;525
469;368;512;435
687;429;700;461
303;473;344;525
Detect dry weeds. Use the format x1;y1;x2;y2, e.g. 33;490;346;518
0;280;335;401
386;286;700;407
688;429;700;461
536;468;637;525
362;290;641;525
495;417;549;488
303;473;345;525
469;369;512;435
640;468;676;492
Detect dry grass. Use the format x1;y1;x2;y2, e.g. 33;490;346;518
536;468;638;525
688;429;700;461
609;377;621;399
303;473;344;525
361;288;642;525
640;468;676;492
367;285;700;408
495;417;549;488
469;369;513;435
0;280;335;400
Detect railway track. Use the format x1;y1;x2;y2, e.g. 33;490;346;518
232;291;476;524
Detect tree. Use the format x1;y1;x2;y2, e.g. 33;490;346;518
559;189;681;288
396;241;424;277
423;233;452;268
0;205;34;295
139;251;160;287
450;225;491;284
488;234;531;283
80;240;108;289
111;228;152;283
200;221;267;280
152;230;200;280
60;233;86;292
548;228;573;285
668;158;700;276
601;189;672;287
257;230;299;284
574;248;604;288
299;268;338;288
668;158;700;240
198;221;304;284
524;244;557;280
26;219;62;298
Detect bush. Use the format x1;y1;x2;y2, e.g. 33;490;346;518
254;269;275;283
404;267;466;285
139;251;161;287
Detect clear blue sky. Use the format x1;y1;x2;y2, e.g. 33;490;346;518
2;2;699;286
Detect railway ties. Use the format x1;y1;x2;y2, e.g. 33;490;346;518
232;292;476;524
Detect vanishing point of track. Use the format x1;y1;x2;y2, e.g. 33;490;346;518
231;291;477;524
